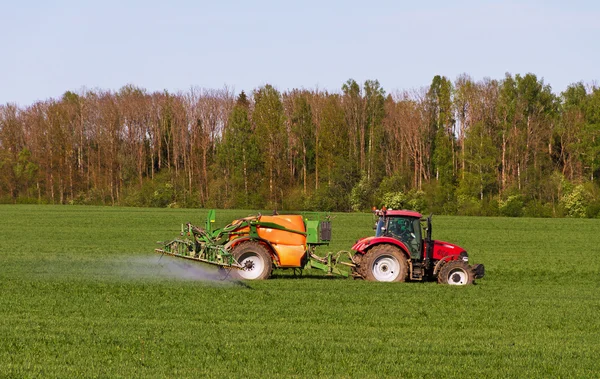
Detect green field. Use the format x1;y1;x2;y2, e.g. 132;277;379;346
1;205;599;378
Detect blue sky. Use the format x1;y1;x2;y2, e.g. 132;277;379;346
1;0;598;105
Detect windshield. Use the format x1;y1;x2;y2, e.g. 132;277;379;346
386;217;412;237
375;217;385;237
385;216;423;259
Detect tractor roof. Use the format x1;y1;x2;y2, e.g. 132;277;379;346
385;210;422;218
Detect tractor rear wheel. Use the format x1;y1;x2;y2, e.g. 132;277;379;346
437;260;474;285
231;242;273;280
363;245;408;282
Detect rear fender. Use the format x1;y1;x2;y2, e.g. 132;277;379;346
352;237;411;259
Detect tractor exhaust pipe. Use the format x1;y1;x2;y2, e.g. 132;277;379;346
424;214;434;267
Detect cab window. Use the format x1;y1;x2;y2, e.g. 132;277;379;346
375;217;385;237
386;216;422;259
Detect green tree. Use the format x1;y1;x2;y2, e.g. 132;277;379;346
427;76;457;210
460;121;498;200
583;86;600;181
363;79;386;184
290;93;315;194
341;79;364;167
558;83;588;181
218;91;261;207
497;73;557;198
253;85;287;208
514;74;556;195
312;93;358;211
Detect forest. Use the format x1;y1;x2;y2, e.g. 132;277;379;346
1;73;600;217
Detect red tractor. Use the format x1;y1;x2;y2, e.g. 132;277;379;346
351;209;484;285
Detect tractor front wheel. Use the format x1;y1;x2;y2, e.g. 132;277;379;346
437;260;474;285
231;242;273;280
363;245;408;282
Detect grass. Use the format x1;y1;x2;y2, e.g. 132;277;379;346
0;205;599;378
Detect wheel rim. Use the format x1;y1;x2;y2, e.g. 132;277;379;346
447;268;468;285
237;252;265;280
371;255;400;282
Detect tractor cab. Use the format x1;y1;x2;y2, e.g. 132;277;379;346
374;209;432;261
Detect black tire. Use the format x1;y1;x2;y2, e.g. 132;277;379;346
363;245;408;282
231;241;273;280
437;260;474;285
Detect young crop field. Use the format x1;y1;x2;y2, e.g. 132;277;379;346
1;205;599;378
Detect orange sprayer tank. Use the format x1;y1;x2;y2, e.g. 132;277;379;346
231;215;307;267
231;215;307;245
257;215;306;245
271;244;306;267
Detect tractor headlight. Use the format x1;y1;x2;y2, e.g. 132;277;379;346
460;251;469;262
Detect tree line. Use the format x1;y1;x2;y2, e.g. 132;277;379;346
1;74;600;217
